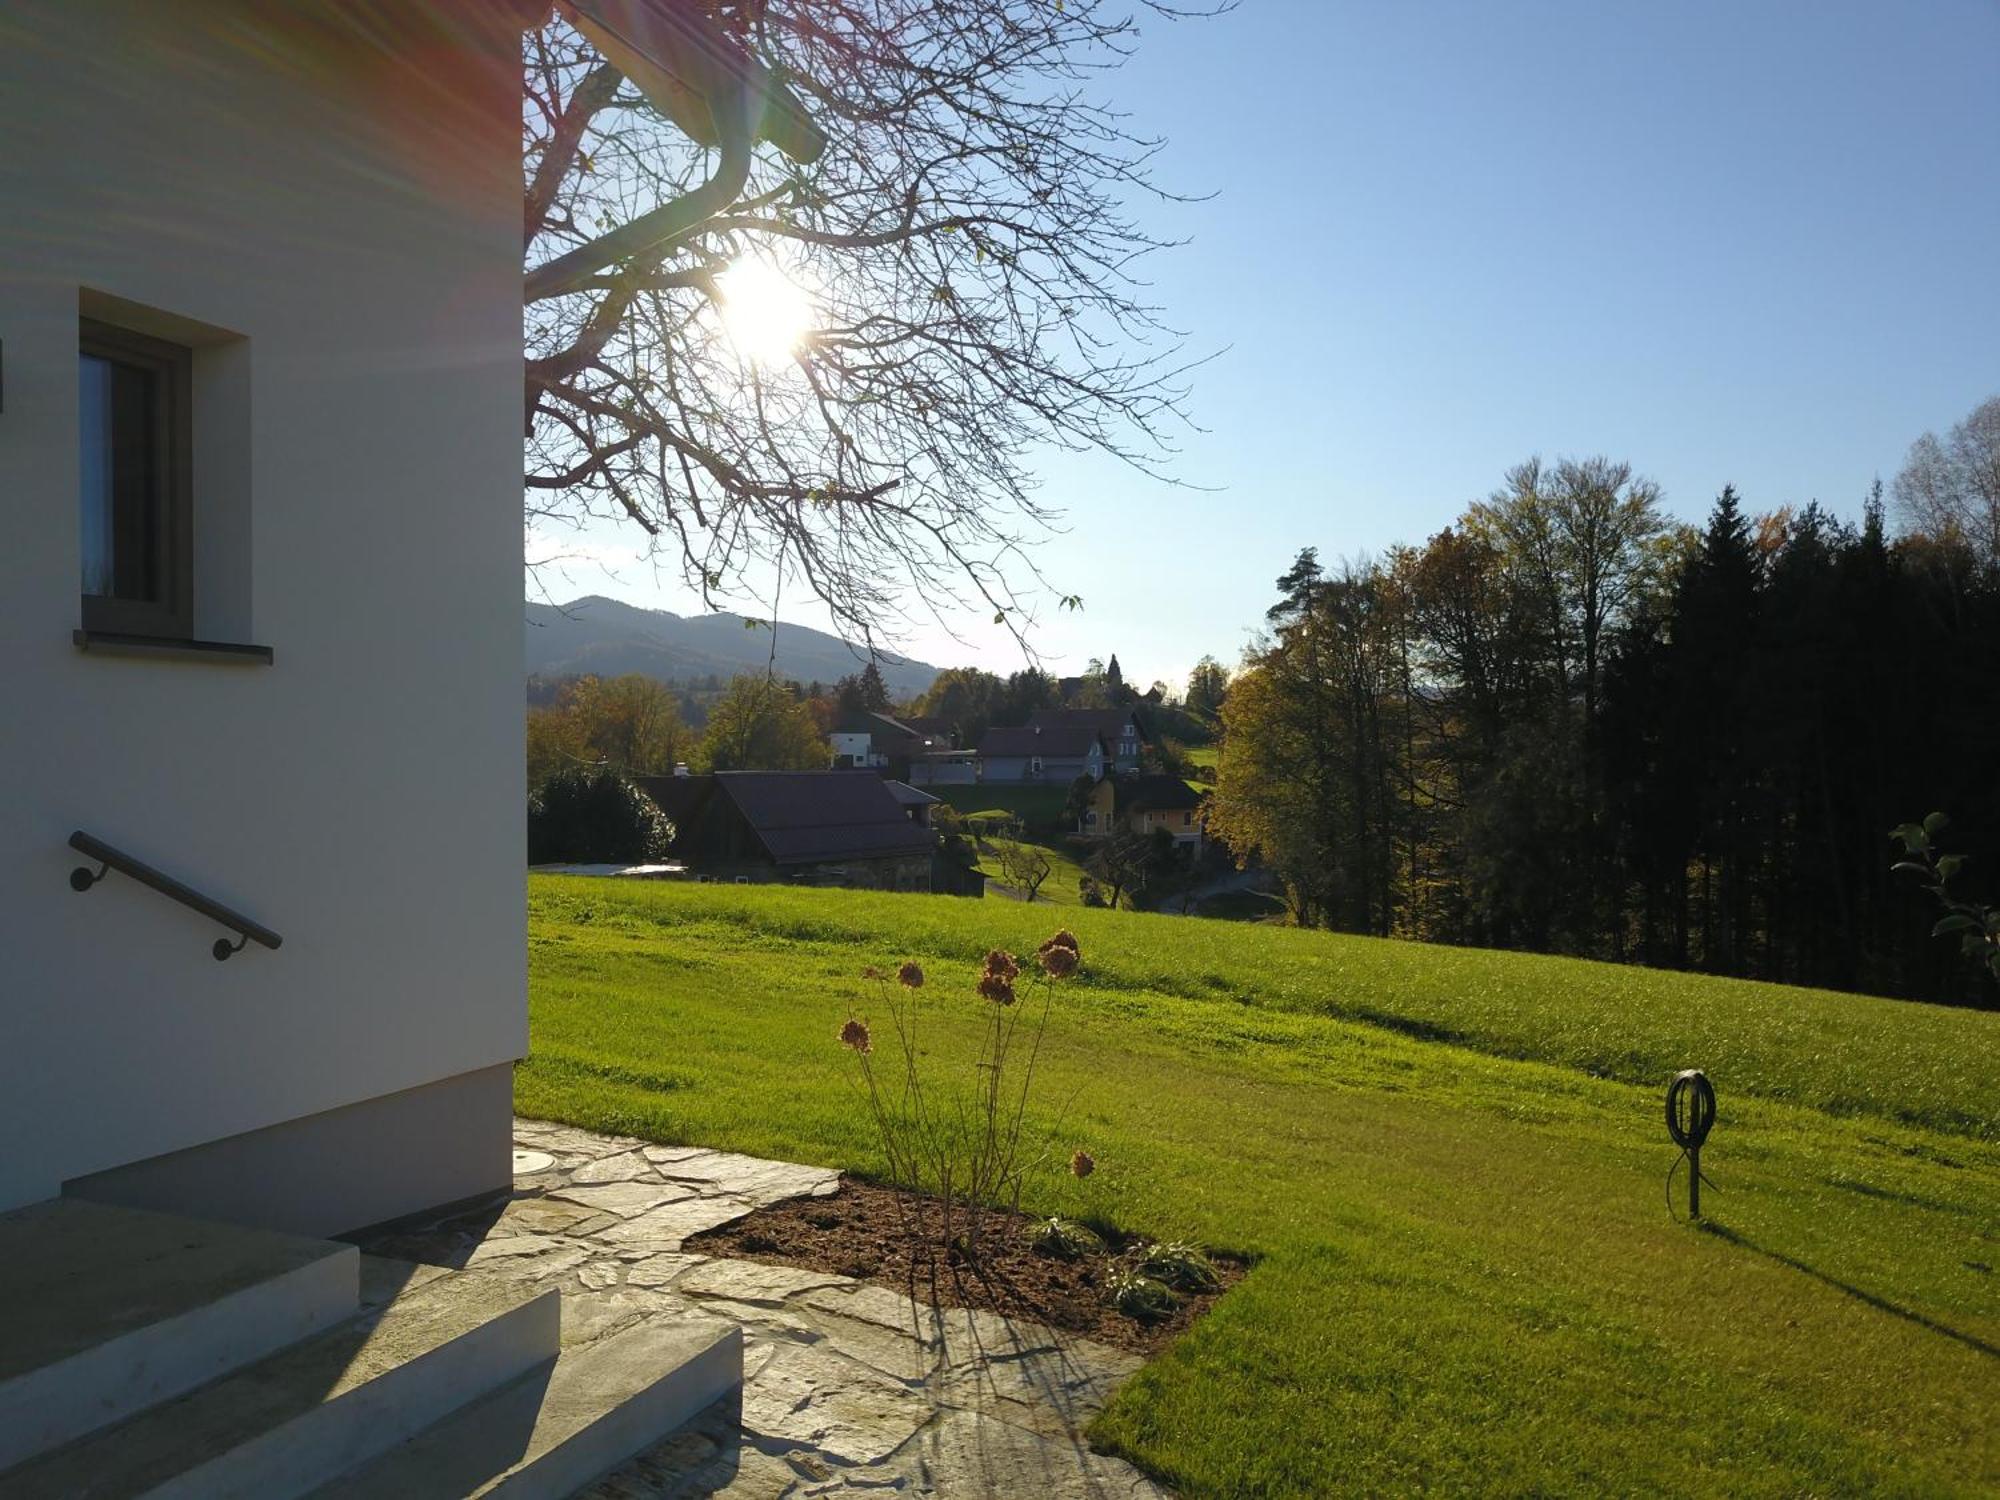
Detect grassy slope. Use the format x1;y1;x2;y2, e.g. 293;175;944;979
933;784;1094;904
521;877;2000;1498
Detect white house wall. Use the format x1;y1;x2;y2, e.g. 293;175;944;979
0;2;527;1220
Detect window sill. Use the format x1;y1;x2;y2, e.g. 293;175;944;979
73;629;273;665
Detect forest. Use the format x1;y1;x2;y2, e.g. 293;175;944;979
1209;399;2000;1008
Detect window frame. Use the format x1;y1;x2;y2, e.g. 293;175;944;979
79;318;194;640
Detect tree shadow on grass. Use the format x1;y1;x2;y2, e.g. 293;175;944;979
1698;1221;1998;1363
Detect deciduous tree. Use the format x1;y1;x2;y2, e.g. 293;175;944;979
522;2;1207;650
698;674;830;770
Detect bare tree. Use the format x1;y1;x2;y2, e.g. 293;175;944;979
996;840;1052;902
1894;396;2000;565
522;2;1209;651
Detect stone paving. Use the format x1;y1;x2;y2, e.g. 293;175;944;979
360;1119;1168;1499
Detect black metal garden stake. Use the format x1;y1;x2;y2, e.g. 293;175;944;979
1666;1069;1716;1218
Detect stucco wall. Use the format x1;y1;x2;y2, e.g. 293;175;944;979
0;3;527;1214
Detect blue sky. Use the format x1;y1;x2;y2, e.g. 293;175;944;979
534;0;2000;692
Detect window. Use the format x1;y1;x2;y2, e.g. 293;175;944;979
80;319;192;638
1183;812;1193;827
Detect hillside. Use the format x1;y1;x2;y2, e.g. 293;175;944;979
524;594;938;698
521;877;2000;1498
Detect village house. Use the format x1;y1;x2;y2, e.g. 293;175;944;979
827;709;923;771
1080;772;1208;851
895;714;961;748
904;745;981;786
975;722;1110;783
1026;706;1148;770
636;771;939;891
0;0;824;1489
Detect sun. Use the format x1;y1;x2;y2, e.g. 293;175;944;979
716;257;815;365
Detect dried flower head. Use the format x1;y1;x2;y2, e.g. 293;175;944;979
897;961;924;988
838;1018;872;1054
1070;1148;1096;1178
1039;929;1080;959
1039;943;1078;978
976;971;1017;1006
982;949;1020;981
861;965;884;981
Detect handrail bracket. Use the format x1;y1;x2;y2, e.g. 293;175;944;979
65;830;283;961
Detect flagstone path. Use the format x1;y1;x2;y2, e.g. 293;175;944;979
358;1119;1168;1498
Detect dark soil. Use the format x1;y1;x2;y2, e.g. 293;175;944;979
684;1176;1245;1356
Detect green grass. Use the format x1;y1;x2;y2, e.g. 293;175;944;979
933;783;1074;826
933;783;1094;903
521;877;2000;1497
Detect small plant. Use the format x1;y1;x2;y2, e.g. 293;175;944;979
1104;1264;1176;1321
1029;1216;1104;1261
1139;1239;1221;1292
1891;812;2000;982
837;929;1091;1265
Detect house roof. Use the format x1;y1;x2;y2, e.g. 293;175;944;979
882;780;940;808
561;0;825;164
896;715;957;742
1027;707;1147;741
712;772;935;865
976;724;1106;759
1110;773;1204;814
637;771;711;827
834;711;920;743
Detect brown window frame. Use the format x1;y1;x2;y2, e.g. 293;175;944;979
79;318;193;639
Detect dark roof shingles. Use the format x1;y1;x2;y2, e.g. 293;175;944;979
716;771;935;864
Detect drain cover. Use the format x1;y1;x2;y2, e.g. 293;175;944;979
513;1148;557;1176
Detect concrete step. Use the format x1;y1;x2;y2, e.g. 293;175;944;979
0;1198;358;1470
304;1314;743;1500
0;1269;560;1500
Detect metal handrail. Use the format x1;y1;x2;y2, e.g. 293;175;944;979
66;830;283;961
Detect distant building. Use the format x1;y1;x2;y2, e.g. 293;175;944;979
829;711;923;772
1080;772;1206;851
828;711;960;778
883;779;940;829
895;715;961;749
975;723;1109;784
1026;707;1147;770
905;748;979;786
634;771;938;891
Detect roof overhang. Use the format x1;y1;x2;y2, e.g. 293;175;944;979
559;0;825;164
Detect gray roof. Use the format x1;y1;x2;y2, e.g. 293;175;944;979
1028;707;1146;741
882;780;940;807
1111;773;1204;814
834;711;921;743
977;724;1107;759
714;772;934;865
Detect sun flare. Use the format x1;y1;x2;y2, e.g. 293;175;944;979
716;258;815;365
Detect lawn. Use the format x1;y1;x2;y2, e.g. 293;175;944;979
520;876;2000;1497
931;783;1094;903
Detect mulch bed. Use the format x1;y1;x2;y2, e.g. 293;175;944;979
684;1175;1245;1356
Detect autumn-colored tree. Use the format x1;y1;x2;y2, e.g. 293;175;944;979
697;675;830;771
1185;656;1229;720
525;673;690;785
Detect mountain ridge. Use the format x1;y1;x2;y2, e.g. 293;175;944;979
524;595;939;698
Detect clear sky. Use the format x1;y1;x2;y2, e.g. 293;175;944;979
531;0;2000;693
